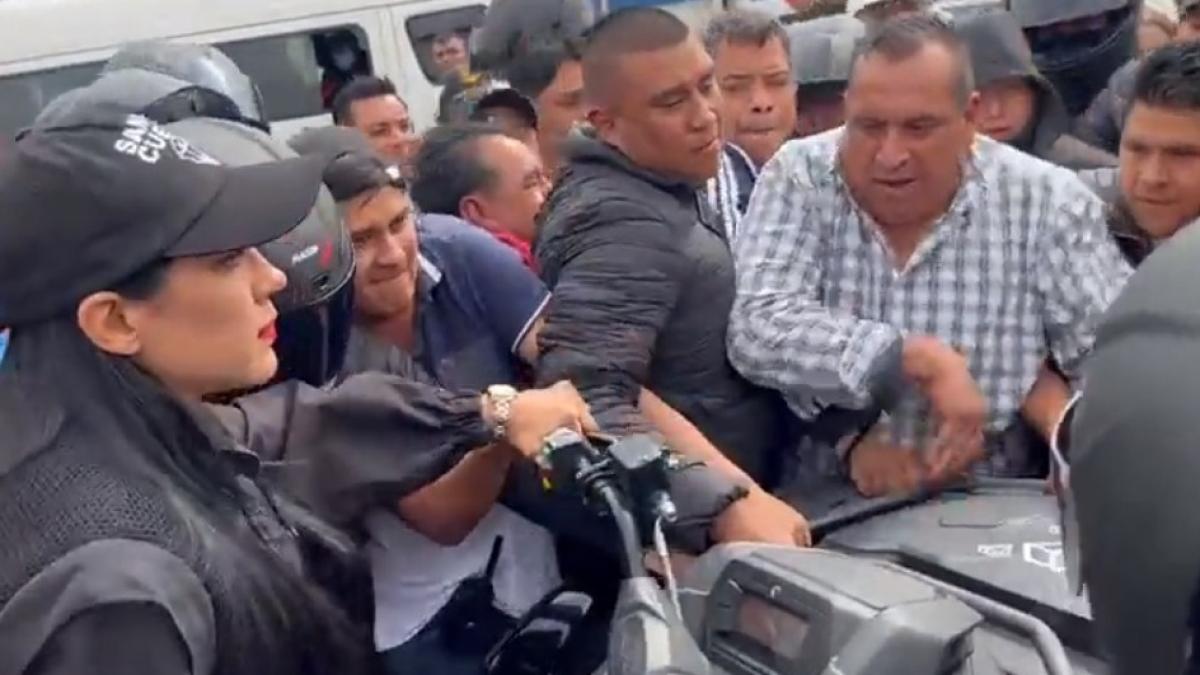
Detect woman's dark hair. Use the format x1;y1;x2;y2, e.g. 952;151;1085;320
0;261;368;674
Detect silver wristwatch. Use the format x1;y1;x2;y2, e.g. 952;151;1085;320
485;384;518;440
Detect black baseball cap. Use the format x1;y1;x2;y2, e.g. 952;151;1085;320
0;102;328;326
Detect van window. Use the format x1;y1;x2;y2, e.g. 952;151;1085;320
0;61;104;139
0;25;373;140
217;25;374;119
405;6;487;82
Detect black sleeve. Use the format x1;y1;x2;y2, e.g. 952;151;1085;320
215;373;491;526
1074;87;1121;154
27;603;192;675
535;214;685;436
1073;62;1135;155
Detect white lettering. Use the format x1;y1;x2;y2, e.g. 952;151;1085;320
142;132;168;151
291;245;319;265
116;114;219;166
113;138;139;156
121;127;145;145
138;146;161;164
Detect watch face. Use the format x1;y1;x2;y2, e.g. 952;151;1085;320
489;384;518;399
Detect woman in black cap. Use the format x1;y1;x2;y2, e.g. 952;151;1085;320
0;102;595;675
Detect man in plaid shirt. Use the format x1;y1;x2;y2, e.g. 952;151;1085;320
729;14;1132;499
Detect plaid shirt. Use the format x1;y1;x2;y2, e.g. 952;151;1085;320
728;130;1132;473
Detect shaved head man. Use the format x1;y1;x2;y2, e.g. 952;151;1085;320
581;8;724;183
535;7;812;545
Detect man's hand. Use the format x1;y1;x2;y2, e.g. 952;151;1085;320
923;431;985;489
710;490;812;547
849;432;925;497
494;381;599;458
903;336;988;478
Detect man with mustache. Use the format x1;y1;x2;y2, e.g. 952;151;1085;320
730;14;1131;504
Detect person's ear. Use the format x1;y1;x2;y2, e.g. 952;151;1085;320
76;292;143;357
963;90;982;132
459;194;491;229
587;104;617;137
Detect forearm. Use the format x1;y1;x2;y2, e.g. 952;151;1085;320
537;342;655;435
727;302;905;411
1021;365;1074;443
398;442;514;546
218;374;492;526
638;388;756;490
534;227;683;436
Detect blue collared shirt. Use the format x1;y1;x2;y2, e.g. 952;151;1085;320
343;215;550;390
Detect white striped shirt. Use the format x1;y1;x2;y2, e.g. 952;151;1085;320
706;143;758;243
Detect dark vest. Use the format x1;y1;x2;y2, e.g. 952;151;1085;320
0;441;369;675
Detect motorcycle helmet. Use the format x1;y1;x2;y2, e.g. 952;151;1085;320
102;40;270;131
472;0;594;75
1008;0;1140;115
166;117;355;386
787;14;866;87
35;41;269;134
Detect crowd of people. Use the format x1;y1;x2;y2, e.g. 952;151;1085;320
3;0;1200;673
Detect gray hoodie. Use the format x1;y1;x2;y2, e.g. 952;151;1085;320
956;8;1118;170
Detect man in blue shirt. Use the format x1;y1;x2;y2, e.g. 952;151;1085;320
290;126;812;674
344;209;548;389
292;128;560;675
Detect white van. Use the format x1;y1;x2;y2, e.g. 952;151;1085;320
0;0;730;144
0;0;491;141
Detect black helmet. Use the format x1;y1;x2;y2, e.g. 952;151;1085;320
472;0;594;74
1054;220;1200;675
33;41;268;135
165;117;356;386
102;40;270;130
786;15;866;87
33;67;247;133
1008;0;1140;115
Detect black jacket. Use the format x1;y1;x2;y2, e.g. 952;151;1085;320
1075;59;1138;156
534;131;795;486
1106;200;1155;268
0;414;371;675
958;9;1117;171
